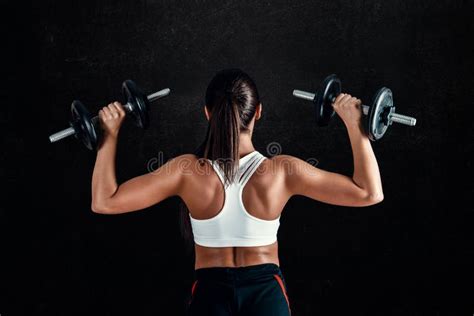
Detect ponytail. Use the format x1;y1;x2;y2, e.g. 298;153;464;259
202;90;240;185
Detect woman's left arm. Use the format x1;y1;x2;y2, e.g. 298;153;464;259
91;101;183;214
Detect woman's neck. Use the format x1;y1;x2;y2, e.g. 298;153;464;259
239;133;255;157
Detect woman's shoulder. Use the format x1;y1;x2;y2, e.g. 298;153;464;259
266;154;302;166
171;153;200;161
167;153;207;162
265;154;316;176
166;154;212;173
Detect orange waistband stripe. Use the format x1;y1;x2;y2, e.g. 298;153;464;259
273;274;291;310
191;280;198;296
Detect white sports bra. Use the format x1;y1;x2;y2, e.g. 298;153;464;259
189;151;281;247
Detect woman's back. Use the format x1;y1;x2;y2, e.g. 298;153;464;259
179;151;288;269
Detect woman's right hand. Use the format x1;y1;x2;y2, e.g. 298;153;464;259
332;93;363;128
98;102;126;138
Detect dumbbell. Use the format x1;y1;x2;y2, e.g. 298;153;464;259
292;74;417;141
49;80;170;150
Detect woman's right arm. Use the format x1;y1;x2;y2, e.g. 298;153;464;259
280;93;384;207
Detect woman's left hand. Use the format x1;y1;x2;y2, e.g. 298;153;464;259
98;102;126;138
332;93;363;128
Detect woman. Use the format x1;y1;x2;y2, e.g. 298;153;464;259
91;69;383;315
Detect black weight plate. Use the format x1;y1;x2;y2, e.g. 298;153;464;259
367;87;393;141
71;100;97;150
314;74;340;126
122;80;150;129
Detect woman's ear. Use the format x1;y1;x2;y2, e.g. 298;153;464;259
204;106;210;121
255;103;262;120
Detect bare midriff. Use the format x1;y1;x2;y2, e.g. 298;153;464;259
194;241;279;269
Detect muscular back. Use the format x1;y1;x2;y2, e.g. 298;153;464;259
179;154;288;269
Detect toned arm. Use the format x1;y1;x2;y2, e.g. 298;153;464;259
91;147;189;214
279;153;383;207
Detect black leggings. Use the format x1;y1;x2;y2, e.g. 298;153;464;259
186;263;291;316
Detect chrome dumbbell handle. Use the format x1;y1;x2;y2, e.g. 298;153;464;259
359;104;416;126
362;105;416;126
146;88;170;102
388;113;416;126
293;89;417;127
49;127;76;143
49;88;171;143
292;90;315;101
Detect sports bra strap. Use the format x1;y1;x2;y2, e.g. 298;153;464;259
238;154;266;187
206;151;266;188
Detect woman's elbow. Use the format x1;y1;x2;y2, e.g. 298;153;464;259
353;190;384;206
366;191;384;205
91;200;113;214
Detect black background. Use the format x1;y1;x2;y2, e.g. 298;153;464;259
2;0;473;315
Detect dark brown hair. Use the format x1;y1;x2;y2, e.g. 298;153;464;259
179;68;261;254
